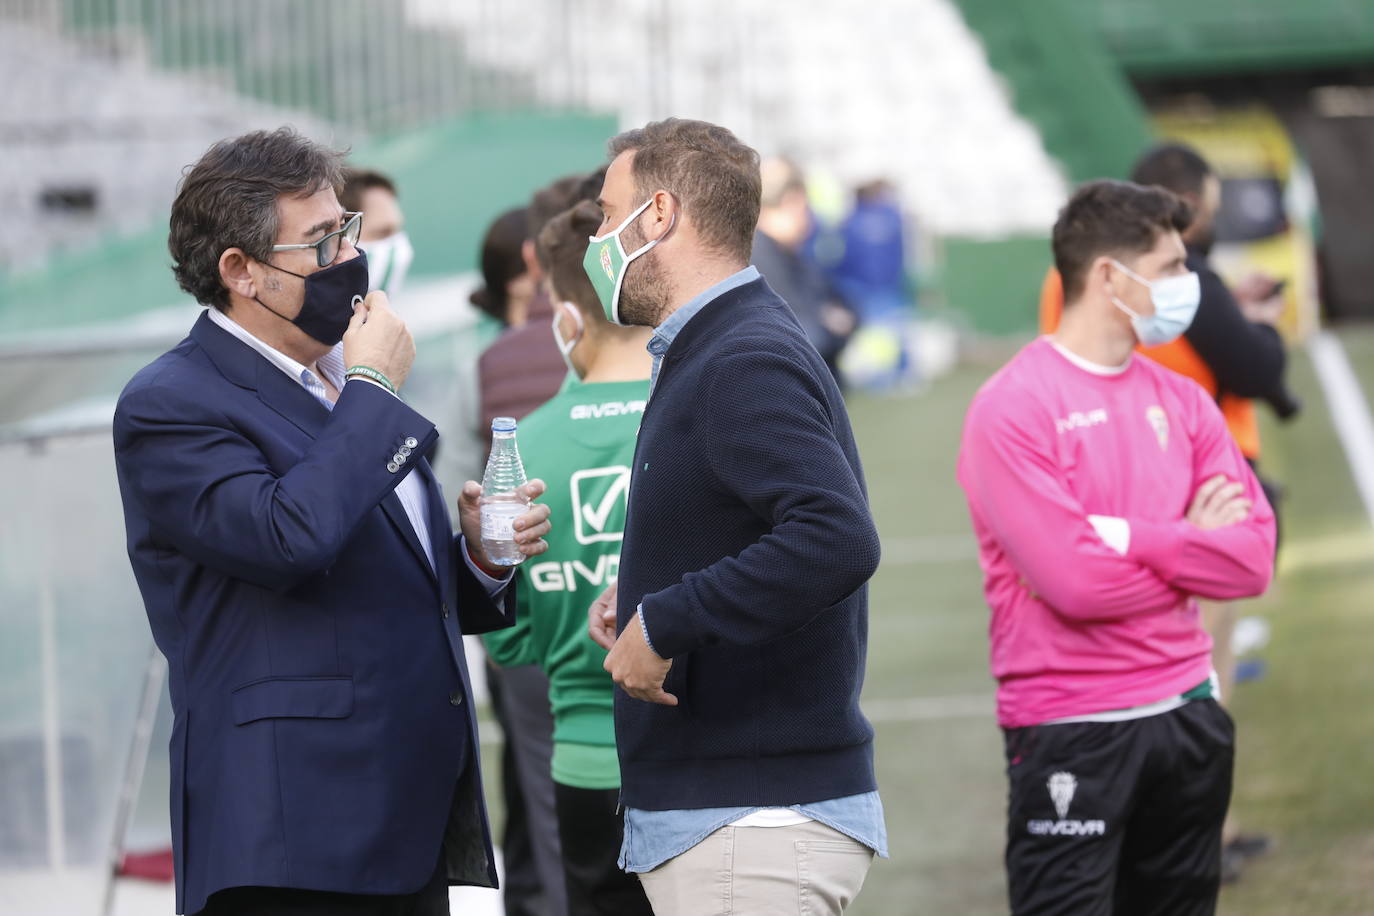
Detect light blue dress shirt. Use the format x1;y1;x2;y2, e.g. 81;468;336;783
647;265;760;397
622;266;887;873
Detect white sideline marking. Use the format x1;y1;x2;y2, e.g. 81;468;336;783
1308;331;1374;531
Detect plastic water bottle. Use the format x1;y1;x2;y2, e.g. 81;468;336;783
480;416;529;566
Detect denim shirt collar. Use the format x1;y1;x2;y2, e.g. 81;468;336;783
647;266;759;392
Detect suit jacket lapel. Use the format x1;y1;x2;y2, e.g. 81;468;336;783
193;310;444;589
254;358;330;439
238;334;434;581
191;310;330;440
381;485;439;588
249;349;432;580
417;458;454;602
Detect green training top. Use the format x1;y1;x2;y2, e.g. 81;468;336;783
482;377;649;790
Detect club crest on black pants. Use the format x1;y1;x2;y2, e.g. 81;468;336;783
1027;771;1106;837
1048;771;1077;819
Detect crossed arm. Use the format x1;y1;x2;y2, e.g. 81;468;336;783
958;385;1275;623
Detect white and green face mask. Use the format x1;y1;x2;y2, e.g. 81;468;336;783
582;197;668;325
363;231;414;297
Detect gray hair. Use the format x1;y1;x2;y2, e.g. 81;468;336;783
169;127;345;310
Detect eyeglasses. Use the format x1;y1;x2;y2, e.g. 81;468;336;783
271;211;363;268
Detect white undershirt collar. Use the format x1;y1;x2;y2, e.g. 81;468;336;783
206;306;343;390
1045;336;1131;376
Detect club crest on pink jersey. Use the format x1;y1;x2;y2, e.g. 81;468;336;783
1146;405;1168;450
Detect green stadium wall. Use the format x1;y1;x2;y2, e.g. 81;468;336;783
0;110;616;336
938;1;1145;335
1070;0;1374;78
940;236;1050;337
951;0;1154;184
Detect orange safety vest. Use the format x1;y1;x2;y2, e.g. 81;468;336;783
1039;267;1261;459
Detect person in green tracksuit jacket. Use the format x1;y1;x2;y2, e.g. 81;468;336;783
483;200;654;916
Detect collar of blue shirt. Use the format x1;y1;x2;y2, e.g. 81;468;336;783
647;265;760;393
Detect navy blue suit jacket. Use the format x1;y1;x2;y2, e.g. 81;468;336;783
113;312;511;914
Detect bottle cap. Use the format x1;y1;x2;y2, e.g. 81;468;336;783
491;416;517;432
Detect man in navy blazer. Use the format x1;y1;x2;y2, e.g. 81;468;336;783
113;128;551;915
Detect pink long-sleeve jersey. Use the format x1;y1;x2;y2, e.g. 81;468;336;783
957;337;1276;728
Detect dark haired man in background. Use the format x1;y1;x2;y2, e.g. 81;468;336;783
339;167;413;298
1039;145;1294;882
752;155;857;383
961;179;1276;914
472;169;608;916
485;199;655;916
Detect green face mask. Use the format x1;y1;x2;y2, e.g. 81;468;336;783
582;197;670;325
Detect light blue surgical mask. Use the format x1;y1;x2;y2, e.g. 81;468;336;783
1109;259;1201;348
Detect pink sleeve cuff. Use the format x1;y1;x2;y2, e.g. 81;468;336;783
1126;518;1189;582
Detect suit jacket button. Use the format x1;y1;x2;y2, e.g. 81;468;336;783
387;461;400;473
442;602;450;618
404;437;419;448
393;452;407;464
449;690;464;706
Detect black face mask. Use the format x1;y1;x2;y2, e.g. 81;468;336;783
256;251;370;346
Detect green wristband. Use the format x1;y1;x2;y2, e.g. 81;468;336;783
345;365;396;395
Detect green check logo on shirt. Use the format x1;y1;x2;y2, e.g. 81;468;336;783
571;466;632;545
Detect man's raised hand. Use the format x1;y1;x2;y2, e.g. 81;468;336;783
343;292;415;390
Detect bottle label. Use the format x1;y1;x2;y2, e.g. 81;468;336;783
481;501;524;541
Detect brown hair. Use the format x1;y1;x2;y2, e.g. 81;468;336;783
1053;179;1193;302
537;201;604;319
169;127;345;310
528;175;585;238
607;118;761;263
1130;143;1212;198
469;207;530;324
338;167;397;212
522;165;612;255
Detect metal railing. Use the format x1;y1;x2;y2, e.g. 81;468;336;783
0;422;156;915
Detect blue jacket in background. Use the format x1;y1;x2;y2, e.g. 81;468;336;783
831;197;909;321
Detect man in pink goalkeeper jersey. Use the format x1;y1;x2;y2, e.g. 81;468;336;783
958;180;1276;916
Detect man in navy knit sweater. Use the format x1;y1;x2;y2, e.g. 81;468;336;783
584;118;886;915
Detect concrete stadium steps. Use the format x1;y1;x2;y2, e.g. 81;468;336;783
416;0;1069;238
0;20;332;274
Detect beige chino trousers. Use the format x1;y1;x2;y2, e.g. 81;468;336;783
638;821;874;916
